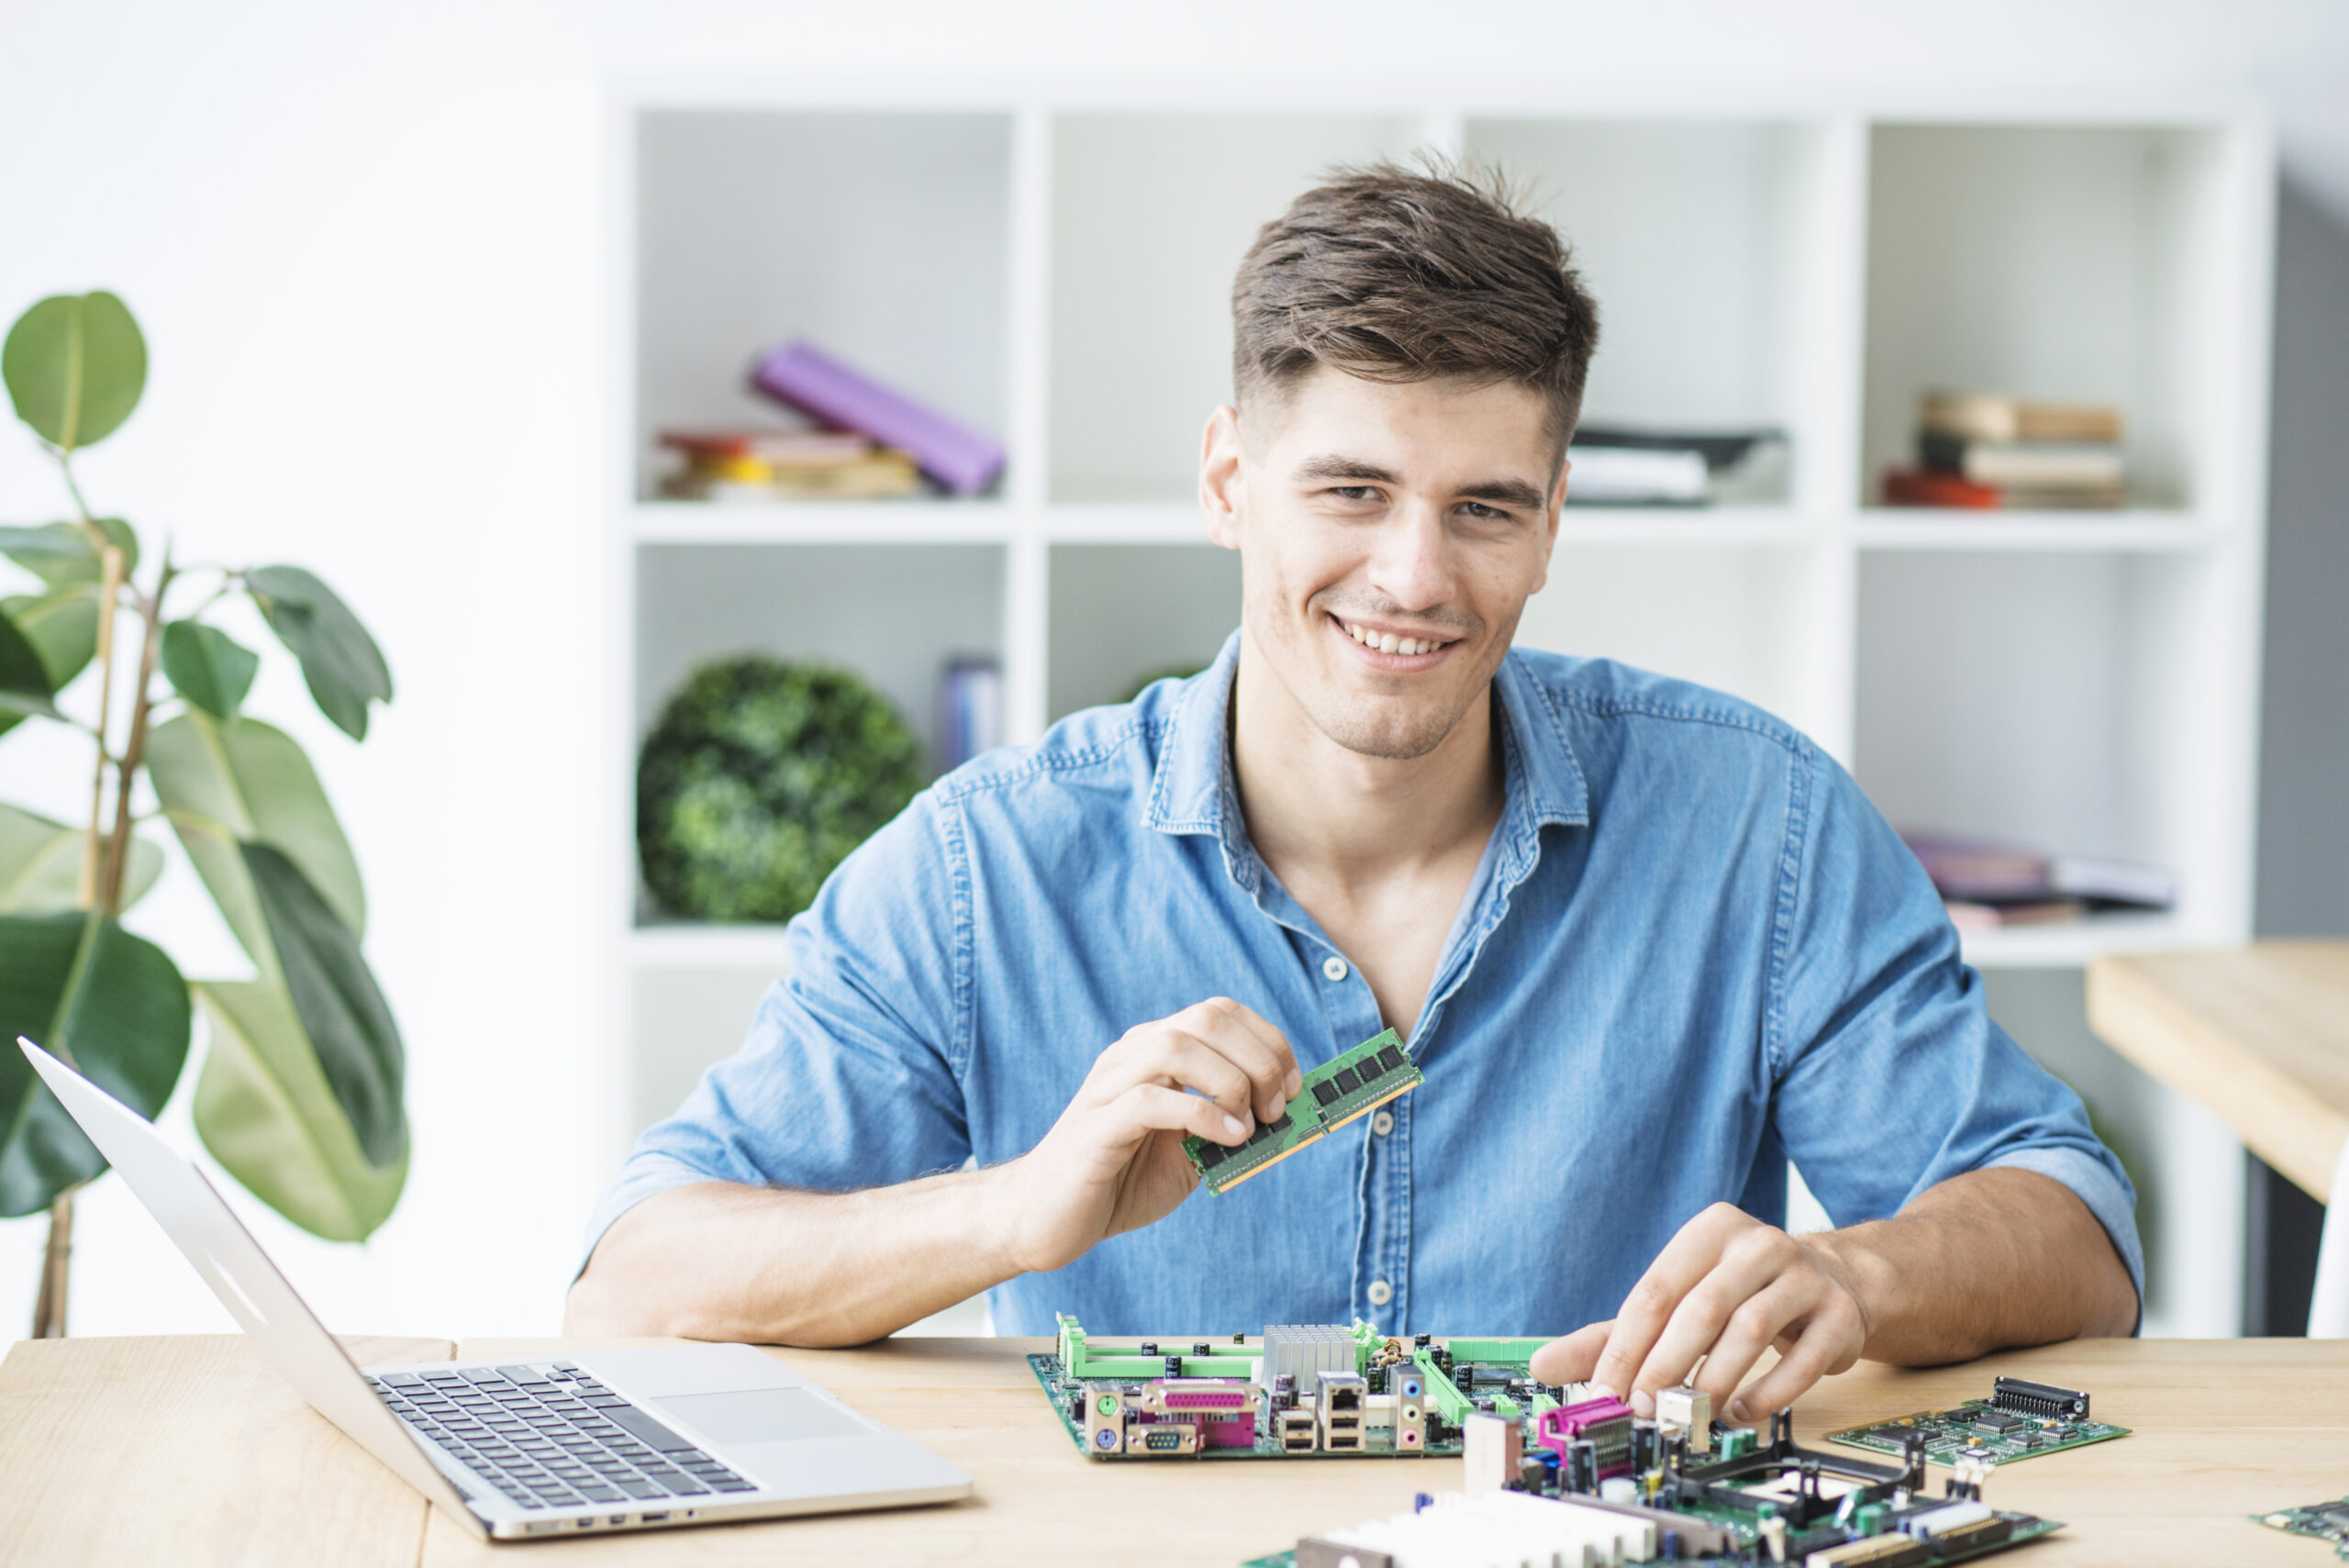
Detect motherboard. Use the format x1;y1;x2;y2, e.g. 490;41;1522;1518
2256;1495;2349;1561
1824;1378;2130;1468
1035;1316;2069;1565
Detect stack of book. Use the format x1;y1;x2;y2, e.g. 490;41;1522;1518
1565;426;1788;507
657;429;924;501
1901;831;2175;930
1882;393;2126;510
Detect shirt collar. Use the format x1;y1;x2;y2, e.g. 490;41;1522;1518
1144;629;1591;856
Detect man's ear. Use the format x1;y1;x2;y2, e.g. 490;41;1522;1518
1528;453;1570;596
1199;405;1245;550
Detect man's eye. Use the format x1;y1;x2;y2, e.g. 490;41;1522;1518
1459;502;1508;519
1329;486;1380;502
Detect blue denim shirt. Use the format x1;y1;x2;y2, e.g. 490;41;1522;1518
591;632;2141;1338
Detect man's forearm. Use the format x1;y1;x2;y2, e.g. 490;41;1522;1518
1807;1166;2138;1365
564;1168;1024;1346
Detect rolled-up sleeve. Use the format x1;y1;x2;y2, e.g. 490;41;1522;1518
579;788;974;1270
1767;746;2144;1309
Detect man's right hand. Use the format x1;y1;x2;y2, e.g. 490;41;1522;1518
999;997;1301;1274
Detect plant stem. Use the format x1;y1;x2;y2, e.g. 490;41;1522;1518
76;543;126;909
31;1192;73;1339
101;548;173;912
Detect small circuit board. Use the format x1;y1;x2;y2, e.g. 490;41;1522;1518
2256;1495;2349;1561
1182;1027;1422;1195
1825;1377;2127;1469
1041;1316;2068;1566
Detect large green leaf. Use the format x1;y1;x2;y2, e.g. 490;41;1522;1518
245;566;392;741
161;619;259;721
145;710;365;943
192;979;406;1241
0;518;138;589
0;801;162;914
240;842;404;1169
0;606;60;737
5;586;99;693
0;909;191;1217
2;293;148;450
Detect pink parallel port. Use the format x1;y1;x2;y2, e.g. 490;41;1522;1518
1537;1395;1636;1476
1163;1392;1251;1409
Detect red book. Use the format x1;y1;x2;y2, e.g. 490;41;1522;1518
1883;467;2000;508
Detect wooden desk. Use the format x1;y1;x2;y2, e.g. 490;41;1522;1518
6;1335;2349;1565
2087;940;2349;1201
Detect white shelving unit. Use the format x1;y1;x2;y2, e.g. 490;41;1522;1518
605;90;2275;1333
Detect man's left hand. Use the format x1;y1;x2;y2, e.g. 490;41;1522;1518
1528;1202;1875;1423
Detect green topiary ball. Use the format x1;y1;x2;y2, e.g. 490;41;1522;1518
637;657;928;923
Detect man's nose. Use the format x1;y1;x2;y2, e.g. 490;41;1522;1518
1364;503;1453;611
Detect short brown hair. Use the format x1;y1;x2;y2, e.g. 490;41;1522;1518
1230;161;1600;451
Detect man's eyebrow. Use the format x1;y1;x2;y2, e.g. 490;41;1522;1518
1458;477;1549;510
1293;454;1401;485
1292;455;1546;511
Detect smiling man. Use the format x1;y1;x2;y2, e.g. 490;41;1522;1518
571;166;2140;1421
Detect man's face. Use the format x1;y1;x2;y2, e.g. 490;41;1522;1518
1202;366;1565;761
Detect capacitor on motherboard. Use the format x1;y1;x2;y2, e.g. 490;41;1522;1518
1565;1439;1598;1495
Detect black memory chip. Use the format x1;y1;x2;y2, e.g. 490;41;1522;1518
1377;1045;1404;1073
1197;1144;1227;1168
1354;1055;1385;1082
1312;1080;1340;1106
1332;1067;1360;1093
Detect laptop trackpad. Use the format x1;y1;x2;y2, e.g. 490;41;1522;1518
657;1386;871;1445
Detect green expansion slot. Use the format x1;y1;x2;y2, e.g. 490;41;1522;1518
2255;1495;2349;1561
1827;1389;2129;1469
1183;1027;1422;1195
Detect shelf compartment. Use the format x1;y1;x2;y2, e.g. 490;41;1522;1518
633;541;1006;782
1464;117;1838;509
633;109;1013;500
1046;543;1241;723
1861;123;2232;513
1047;111;1425;505
1854;550;2223;942
1516;544;1842;744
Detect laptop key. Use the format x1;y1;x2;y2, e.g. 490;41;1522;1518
613;1480;668;1500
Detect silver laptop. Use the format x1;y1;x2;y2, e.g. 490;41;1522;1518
17;1036;973;1541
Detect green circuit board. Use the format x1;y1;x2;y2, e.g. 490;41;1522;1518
2255;1495;2349;1561
1827;1398;2129;1468
1181;1027;1421;1195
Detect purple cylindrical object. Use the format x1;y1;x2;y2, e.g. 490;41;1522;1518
750;339;1006;496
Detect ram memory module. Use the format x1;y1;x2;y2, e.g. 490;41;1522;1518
1183;1027;1421;1195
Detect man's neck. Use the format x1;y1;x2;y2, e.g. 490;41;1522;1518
1229;632;1507;895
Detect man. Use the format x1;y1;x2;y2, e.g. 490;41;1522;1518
572;166;2139;1422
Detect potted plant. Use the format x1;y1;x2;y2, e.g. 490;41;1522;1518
0;291;406;1336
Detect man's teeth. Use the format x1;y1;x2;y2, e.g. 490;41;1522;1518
1343;622;1445;657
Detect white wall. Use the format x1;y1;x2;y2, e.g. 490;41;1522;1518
2;0;2345;1342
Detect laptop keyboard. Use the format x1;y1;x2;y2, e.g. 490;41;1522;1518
367;1362;759;1513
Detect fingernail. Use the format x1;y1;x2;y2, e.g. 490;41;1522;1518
1286;1071;1302;1095
1728;1399;1750;1422
1268;1096;1286;1121
1631;1390;1654;1417
1221;1113;1248;1140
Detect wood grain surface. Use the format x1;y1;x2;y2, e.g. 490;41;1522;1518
406;1335;2349;1568
6;1331;2344;1565
0;1332;449;1568
2088;940;2349;1198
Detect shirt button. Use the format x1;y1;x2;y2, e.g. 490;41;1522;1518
1366;1279;1393;1307
1372;1111;1395;1137
1321;955;1348;983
